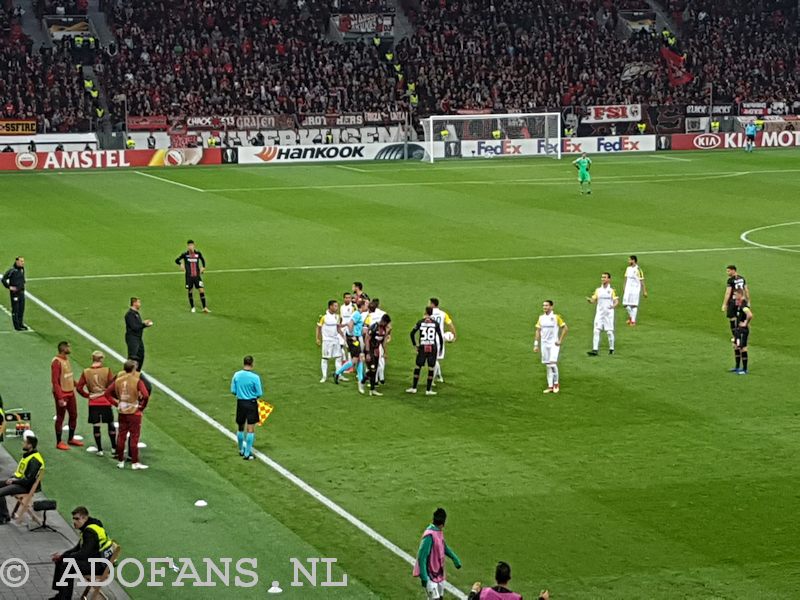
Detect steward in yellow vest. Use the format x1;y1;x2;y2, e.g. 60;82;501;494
0;434;43;522
51;506;115;597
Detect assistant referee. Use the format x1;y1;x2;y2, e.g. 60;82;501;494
231;355;263;461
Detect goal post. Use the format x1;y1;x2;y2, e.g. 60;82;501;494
421;112;562;163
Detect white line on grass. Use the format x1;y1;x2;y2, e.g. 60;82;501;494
651;155;693;162
0;302;35;332
28;245;759;282
740;222;800;253
24;291;467;599
336;164;368;173
134;170;205;192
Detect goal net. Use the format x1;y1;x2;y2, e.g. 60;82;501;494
420;112;562;163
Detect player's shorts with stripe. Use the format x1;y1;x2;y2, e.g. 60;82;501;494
185;276;204;290
734;328;749;348
236;399;259;426
623;288;641;306
594;313;614;331
540;343;560;364
416;347;437;368
322;340;342;359
88;405;114;424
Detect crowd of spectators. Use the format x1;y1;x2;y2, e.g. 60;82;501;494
101;0;408;117
0;39;88;132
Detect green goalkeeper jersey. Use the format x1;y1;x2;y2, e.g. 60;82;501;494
573;157;592;173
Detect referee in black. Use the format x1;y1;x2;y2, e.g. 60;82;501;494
125;297;153;371
2;256;27;331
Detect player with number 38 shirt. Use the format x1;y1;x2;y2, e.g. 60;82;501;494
406;306;443;396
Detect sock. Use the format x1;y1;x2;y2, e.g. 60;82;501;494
236;431;245;453
741;350;748;371
369;366;377;390
245;432;255;457
357;361;364;383
377;356;385;381
321;359;328;379
108;424;116;450
607;331;615;351
631;306;638;322
625;306;633;318
729;320;736;334
200;292;207;308
69;427;76;441
552;364;559;384
546;365;554;387
188;292;195;308
592;329;600;351
335;357;342;373
433;362;442;380
426;370;434;392
93;427;102;451
734;349;741;369
336;360;352;376
412;367;421;389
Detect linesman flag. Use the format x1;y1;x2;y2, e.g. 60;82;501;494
257;400;274;426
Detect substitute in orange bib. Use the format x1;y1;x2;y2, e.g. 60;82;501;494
52;341;83;451
75;351;116;456
105;360;150;470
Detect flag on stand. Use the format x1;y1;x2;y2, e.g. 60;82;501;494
661;47;693;86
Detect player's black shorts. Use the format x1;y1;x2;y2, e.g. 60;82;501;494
726;302;738;319
88;406;114;424
415;348;437;368
734;328;749;348
346;335;363;356
185;276;204;290
235;400;259;426
746;133;756;142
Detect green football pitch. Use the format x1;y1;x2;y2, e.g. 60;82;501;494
1;149;799;599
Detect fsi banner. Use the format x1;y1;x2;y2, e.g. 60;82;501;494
582;104;642;123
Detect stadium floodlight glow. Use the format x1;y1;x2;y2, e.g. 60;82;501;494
421;112;562;163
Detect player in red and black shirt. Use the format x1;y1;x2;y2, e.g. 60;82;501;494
721;264;749;336
364;314;391;397
175;240;209;313
406;306;443;396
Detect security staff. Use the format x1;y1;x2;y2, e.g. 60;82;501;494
51;506;114;599
83;78;93;92
95;107;105;119
754;118;764;131
384;50;394;62
372;34;381;47
2;256;27;330
125;136;135;149
563;125;575;137
147;132;156;149
0;434;43;523
637;122;647;134
440;128;450;141
409;93;419;108
492;129;502;140
125;297;153;371
710;119;720;133
74;34;84;47
325;130;333;144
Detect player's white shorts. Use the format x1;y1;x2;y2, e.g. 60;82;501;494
437;340;446;360
623;288;641;306
594;313;615;331
425;580;444;600
540;343;560;364
322;340;342;359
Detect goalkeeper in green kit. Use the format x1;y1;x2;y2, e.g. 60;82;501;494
573;152;592;195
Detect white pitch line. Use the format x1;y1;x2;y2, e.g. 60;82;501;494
134;170;205;192
336;164;368;173
28;245;760;283
740;222;800;254
651;155;693;162
23;291;467;600
0;302;34;332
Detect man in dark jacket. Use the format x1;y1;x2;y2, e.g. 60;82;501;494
0;434;44;523
51;506;114;599
2;256;27;330
125;297;153;371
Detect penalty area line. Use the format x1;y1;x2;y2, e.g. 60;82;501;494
134;170;206;192
23;291;467;600
336;164;368;173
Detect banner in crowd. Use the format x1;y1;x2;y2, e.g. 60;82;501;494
684;105;735;116
432;136;656;159
233;142;426;164
661;47;693;87
127;115;169;131
334;13;394;34
163;112;409;131
668;131;800;151
0;119;37;135
44;16;91;41
0;148;221;171
582;104;642;123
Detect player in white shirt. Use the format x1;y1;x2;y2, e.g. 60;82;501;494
622;255;648;326
586;272;619;356
429;297;456;382
316;299;343;382
534;300;568;394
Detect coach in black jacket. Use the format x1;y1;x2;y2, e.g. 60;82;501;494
2;256;27;330
125;297;153;371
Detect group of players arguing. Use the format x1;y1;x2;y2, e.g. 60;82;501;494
316;284;456;397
